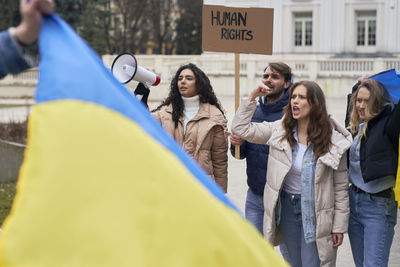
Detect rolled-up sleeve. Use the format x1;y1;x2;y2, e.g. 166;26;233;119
231;98;274;145
0;29;33;79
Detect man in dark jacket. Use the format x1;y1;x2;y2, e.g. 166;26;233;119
230;62;292;258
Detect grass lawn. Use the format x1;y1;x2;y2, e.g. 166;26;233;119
0;181;17;226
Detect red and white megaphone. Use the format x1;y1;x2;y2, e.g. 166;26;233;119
111;53;160;87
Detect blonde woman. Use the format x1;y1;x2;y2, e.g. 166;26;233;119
347;79;399;267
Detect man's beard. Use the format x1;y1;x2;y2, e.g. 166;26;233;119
266;86;285;100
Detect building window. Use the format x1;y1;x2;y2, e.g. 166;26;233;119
294;12;312;47
356;11;376;47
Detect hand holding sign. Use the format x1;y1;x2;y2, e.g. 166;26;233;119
230;134;244;146
202;4;274;159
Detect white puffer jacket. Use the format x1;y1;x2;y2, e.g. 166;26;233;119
232;99;352;267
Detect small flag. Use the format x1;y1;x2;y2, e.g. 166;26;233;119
370;68;400;103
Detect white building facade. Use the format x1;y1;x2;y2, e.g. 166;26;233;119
204;0;400;57
3;0;400;101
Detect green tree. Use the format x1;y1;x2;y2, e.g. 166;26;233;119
147;0;176;54
0;0;205;55
56;0;112;55
56;0;88;29
0;0;20;32
175;0;202;55
112;0;149;54
79;0;112;55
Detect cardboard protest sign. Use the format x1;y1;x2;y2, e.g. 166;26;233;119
202;5;274;55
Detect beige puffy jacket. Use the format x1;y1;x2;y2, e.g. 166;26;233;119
232;99;352;267
153;103;228;192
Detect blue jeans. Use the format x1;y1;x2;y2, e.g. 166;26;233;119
245;188;264;234
279;190;320;267
245;188;290;262
348;188;397;267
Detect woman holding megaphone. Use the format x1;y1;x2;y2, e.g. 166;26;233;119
151;63;228;192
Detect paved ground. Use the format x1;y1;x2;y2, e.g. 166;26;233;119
0;86;399;266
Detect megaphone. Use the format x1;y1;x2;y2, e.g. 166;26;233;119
111;53;160;87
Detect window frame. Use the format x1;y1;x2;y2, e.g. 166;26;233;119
293;12;313;52
355;10;376;53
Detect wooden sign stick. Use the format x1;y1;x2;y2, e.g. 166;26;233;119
234;53;240;159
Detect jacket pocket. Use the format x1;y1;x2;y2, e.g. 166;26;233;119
316;208;334;237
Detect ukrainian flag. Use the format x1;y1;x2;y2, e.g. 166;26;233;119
0;15;286;266
370;68;400;103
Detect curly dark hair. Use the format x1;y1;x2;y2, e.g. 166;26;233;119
281;81;333;159
152;63;224;127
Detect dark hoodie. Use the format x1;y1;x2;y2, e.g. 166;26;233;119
358;99;400;183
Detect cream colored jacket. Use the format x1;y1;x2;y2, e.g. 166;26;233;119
153;103;228;192
232;99;352;267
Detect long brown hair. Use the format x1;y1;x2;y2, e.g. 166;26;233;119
349;79;386;137
281;81;332;159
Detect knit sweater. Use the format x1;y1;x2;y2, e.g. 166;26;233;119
182;95;200;133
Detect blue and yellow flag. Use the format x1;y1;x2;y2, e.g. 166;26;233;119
0;15;286;266
370;68;400;103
